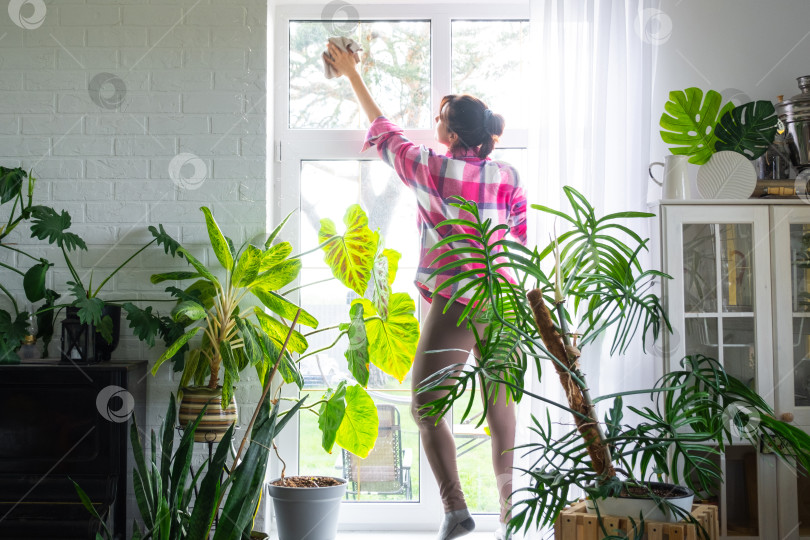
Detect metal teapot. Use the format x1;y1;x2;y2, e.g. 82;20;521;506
775;75;810;170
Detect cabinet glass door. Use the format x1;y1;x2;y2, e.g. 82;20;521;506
663;204;776;539
773;208;810;540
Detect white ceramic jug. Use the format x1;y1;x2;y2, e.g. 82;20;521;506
649;155;690;200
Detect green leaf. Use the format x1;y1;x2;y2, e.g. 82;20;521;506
177;247;219;287
714;100;778;159
0;167;25;204
23;262;49;303
265;210;294;248
96;314;114;345
171;300;206;323
335;384;379;458
67;281;103;326
187;424;235;538
150;271;202;284
152;326;202;374
659;87;734;165
370;237;400;319
355;293;418;383
319;204;377;295
29;206;87;251
343;302;370;386
235;317;262;366
318;381;347;453
232;244;262;288
251;259;301;291
251;288;318;328
148;224;182;258
255;311;308;354
200;207;234;272
259;241;292;272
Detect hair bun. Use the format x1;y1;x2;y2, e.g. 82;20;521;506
483;109;493;133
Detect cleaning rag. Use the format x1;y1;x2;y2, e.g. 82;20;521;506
322;36;363;79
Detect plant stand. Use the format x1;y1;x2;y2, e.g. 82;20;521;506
554;501;719;540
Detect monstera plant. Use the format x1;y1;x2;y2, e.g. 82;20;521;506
149;204;418;458
660;87;778;164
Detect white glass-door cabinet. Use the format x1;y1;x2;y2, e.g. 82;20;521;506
655;201;810;540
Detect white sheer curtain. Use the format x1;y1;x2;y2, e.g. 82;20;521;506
514;1;659;537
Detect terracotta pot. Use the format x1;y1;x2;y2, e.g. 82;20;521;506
178;386;237;443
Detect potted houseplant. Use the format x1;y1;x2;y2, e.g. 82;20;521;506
147;204;419;539
421;187;810;537
0;165;181;362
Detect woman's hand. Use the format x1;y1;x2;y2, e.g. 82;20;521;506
323;42;360;79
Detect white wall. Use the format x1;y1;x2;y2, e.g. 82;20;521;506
649;0;810;183
0;0;268;530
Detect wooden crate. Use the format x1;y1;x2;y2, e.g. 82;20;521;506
554;501;719;540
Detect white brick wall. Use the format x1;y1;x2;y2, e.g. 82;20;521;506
0;0;268;534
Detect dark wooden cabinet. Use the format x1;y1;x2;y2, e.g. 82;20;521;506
0;360;147;539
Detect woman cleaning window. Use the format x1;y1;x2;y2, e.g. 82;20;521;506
324;41;527;540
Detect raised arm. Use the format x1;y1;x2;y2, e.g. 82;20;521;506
323;41;383;123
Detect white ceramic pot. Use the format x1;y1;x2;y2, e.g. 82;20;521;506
585;482;694;523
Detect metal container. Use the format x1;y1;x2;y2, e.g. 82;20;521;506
776;76;810;169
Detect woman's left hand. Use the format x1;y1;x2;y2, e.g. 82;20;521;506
323;42;360;78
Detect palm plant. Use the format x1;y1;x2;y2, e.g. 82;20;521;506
420;187;810;536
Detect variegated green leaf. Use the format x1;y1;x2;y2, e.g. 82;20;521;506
319;205;376;296
259;241;292;272
343;302;369;386
232;244;262;288
370;238;401;319
170;301;206;323
152;326;202;375
255;311;307;354
177;247;219;287
335;384;378;458
200;206;234;272
251;288;318;328
318;381;347;453
355;293;418;383
251;260;301;292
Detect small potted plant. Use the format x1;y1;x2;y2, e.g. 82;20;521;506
0;165;181;363
422;187;810;537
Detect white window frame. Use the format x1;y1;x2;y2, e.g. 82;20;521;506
271;3;529;531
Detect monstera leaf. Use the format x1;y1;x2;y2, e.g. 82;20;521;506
354;293;419;383
660;87;734;165
319;205;376;296
335;384;378;458
714;100;778;160
28;206;87;251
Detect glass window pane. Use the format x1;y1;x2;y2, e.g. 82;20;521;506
685;317;718;360
725;446;759;536
683;224;717;313
299;391;420;502
290;21;431;129
793;318;810;407
720;224;753;313
452;20;530;129
723;317;756;389
790;224;810;313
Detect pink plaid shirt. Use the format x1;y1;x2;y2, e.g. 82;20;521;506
363;116;527;305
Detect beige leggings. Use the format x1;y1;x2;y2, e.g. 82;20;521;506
410;295;516;522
